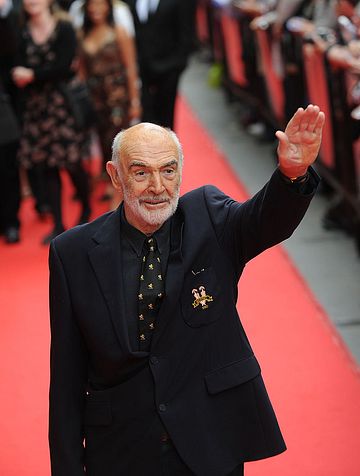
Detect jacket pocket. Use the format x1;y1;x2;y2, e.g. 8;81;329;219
180;267;223;327
84;401;112;426
205;355;261;395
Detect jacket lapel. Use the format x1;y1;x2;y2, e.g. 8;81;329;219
151;209;184;349
88;206;130;353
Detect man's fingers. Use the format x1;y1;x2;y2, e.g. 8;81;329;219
299;104;320;131
275;130;287;141
285;107;305;134
275;130;289;155
286;105;323;134
313;111;326;135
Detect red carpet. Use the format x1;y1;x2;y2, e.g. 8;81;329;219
0;98;360;475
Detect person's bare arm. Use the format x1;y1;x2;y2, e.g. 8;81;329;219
115;26;141;122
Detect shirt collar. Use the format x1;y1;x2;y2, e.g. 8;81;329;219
121;205;171;257
136;0;160;22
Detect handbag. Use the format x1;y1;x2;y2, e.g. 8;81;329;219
0;92;21;146
60;78;96;130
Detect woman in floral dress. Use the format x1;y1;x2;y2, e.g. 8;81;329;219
12;0;91;244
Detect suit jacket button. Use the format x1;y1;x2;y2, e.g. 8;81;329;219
159;403;167;412
150;356;159;365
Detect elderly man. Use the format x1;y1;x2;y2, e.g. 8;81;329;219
49;105;324;476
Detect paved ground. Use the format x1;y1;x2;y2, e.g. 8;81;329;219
180;56;360;367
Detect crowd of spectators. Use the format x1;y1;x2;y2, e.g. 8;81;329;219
0;0;196;244
199;0;360;248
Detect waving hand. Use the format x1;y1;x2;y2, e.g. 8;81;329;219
275;105;325;179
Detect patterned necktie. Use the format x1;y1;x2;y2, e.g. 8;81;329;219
138;236;164;351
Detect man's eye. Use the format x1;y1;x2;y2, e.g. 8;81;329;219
135;170;145;176
164;169;175;175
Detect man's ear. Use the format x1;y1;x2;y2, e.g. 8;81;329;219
106;161;123;192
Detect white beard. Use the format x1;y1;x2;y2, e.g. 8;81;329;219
122;185;180;227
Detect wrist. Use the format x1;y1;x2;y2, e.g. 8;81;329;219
278;165;309;181
279;169;309;184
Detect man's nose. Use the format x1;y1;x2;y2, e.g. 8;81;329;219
149;173;165;194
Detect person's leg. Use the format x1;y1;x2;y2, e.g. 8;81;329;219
27;162;50;217
66;162;91;224
153;70;181;129
0;141;21;242
96;125;114;201
140;74;157;124
42;166;64;244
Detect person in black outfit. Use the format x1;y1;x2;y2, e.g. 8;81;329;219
0;0;22;243
48;104;324;476
124;0;196;129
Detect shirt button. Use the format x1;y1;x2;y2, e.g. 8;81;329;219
150;356;159;365
159;403;167;412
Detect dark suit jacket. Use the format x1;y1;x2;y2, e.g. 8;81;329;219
124;0;196;77
49;168;319;476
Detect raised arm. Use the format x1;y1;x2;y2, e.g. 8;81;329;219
207;105;324;269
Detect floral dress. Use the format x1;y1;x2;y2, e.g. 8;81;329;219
17;20;86;169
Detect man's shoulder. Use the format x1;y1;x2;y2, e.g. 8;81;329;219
180;185;231;207
51;210;114;251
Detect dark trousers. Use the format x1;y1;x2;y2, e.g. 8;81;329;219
0;141;20;231
27;162;49;214
28;162;90;231
161;439;244;476
141;69;181;129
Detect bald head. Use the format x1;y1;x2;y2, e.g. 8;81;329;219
111;122;183;172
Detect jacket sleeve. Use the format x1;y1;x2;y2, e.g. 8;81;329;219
48;240;87;476
204;167;320;273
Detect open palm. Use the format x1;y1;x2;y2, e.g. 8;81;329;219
276;105;325;178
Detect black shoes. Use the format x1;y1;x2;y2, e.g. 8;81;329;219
35;203;51;221
4;227;20;244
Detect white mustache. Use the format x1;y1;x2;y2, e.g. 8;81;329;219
139;197;170;203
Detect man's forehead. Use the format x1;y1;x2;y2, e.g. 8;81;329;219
124;124;174;145
121;128;178;158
